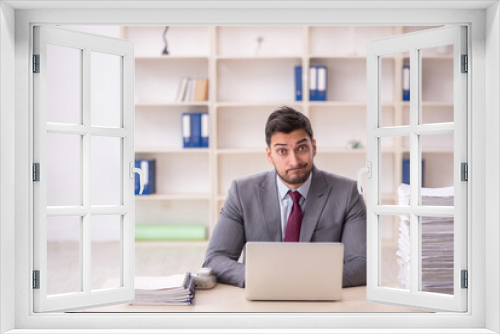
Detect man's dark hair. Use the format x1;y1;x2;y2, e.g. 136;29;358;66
265;106;314;147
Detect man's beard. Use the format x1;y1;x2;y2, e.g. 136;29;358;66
276;163;312;185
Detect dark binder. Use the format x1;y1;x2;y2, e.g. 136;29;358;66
182;113;191;148
294;65;302;101
403;65;410;101
135;159;156;195
190;113;202;148
309;65;318;101
201;112;209;148
317;65;327;101
402;159;425;186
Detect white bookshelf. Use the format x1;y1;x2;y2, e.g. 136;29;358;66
123;25;453;244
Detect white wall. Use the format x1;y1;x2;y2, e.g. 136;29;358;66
47;26;122;242
0;2;16;333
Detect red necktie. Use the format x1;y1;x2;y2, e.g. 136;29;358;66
284;191;302;242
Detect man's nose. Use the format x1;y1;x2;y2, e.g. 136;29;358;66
288;151;299;165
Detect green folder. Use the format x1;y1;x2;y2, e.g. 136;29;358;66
135;224;206;241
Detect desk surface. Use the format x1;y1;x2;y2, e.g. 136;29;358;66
83;283;424;313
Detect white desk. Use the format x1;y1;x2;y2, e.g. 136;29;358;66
84;283;425;313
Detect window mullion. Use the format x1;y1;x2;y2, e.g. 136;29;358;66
82;47;91;295
409;47;420;295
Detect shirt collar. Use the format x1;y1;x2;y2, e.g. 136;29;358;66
276;169;313;201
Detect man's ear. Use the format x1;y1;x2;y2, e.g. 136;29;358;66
266;146;273;165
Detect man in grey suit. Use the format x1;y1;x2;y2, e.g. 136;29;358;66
203;106;366;288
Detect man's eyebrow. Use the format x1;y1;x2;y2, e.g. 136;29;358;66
273;137;308;147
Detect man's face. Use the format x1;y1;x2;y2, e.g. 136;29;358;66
266;129;317;189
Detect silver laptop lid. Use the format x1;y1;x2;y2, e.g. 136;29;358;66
245;242;344;301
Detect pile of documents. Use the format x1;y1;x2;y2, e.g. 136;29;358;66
132;273;195;305
396;184;454;295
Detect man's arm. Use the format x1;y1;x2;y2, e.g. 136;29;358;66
341;181;367;287
203;180;246;287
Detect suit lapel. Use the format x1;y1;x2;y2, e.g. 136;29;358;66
257;170;282;242
300;166;331;242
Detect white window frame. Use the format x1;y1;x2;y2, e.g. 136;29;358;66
1;3;498;333
366;26;468;312
33;25;136;313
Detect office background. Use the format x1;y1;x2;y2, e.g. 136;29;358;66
46;25;454;298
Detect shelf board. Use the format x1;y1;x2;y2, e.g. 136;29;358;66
135;193;210;201
135;55;209;61
216;55;302;60
401;101;453;107
135;240;210;247
309;101;394;108
402;148;454;153
403;55;453;60
215;101;395;108
135;147;210;154
217;148;265;155
135;102;209;108
216;101;302;108
317;148;367;154
310;55;376;60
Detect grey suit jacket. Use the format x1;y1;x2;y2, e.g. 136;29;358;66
203;165;367;288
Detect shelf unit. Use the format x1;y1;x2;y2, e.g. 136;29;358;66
123;25;453;245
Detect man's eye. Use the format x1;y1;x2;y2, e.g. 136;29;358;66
277;149;286;155
298;145;308;151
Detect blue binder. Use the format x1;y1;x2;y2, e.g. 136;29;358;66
309;65;318;101
190;113;202;148
402;65;410;101
201;112;209;148
316;65;327;101
402;159;425;186
294;65;302;101
181;113;191;148
135;159;156;195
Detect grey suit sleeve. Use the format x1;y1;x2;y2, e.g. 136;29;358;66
202;180;246;287
341;181;367;287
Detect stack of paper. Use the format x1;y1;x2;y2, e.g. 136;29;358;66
132;273;195;305
396;184;454;295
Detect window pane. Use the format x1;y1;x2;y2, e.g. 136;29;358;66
421;45;454;103
379;53;403;127
46;44;82;125
380;214;410;291
91;52;122;128
91;136;121;206
47;216;81;295
47;133;81;206
420;133;454;205
421;44;454;124
91;215;121;291
420;215;454;295
380;136;409;203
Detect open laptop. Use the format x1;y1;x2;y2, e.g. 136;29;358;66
245;242;344;301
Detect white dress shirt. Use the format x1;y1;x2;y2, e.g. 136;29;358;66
276;171;313;240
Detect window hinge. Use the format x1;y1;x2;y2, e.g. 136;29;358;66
33;163;40;182
33;54;40;73
461;270;468;289
461;54;468;73
33;270;40;289
461;162;468;181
